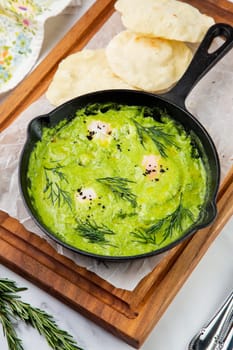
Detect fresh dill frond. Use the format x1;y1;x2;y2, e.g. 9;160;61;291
0;279;83;350
160;200;194;244
44;164;68;183
96;176;137;208
131;194;195;245
131;220;164;245
131;228;157;245
132;119;179;157
116;210;137;219
76;219;116;246
83;102;121;115
43;165;72;209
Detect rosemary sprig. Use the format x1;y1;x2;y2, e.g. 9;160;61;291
0;279;83;350
76;219;116;246
132;119;179;157
96;176;137;208
43;165;72;209
0;301;24;350
132;194;194;245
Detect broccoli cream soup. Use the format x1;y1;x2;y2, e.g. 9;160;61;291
27;103;207;257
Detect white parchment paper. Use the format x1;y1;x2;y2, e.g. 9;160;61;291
63;0;82;14
0;12;233;290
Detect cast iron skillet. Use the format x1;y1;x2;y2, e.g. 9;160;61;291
19;23;233;260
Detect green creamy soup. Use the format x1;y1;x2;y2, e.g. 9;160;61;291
27;103;207;257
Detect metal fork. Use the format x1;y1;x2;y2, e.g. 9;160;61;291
188;291;233;350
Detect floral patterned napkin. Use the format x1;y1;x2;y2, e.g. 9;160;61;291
0;0;81;94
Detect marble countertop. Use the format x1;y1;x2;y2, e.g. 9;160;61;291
0;1;233;349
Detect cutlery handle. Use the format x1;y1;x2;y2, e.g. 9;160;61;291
221;326;233;350
188;291;233;350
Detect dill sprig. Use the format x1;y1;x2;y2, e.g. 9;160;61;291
0;279;83;350
132;119;179;157
132;219;165;245
158;201;194;244
96;176;137;208
132;194;194;245
76;219;116;245
44;165;68;182
43;165;72;209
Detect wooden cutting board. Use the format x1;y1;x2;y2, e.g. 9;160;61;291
1;0;233;348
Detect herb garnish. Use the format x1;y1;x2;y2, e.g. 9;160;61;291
76;219;116;245
116;210;137;219
0;278;83;350
83;102;121;115
132;119;179;157
132;194;195;245
43;165;72;209
96;176;137;207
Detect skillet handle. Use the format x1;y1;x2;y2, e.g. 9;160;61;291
162;23;233;108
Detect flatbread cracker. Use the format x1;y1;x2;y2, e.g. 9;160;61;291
46;49;133;106
106;30;193;92
115;0;214;43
